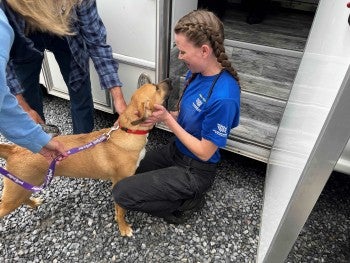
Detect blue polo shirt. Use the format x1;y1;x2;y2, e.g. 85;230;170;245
175;70;240;163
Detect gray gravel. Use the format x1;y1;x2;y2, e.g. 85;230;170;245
0;94;349;262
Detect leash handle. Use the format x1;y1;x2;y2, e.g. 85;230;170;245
0;133;109;193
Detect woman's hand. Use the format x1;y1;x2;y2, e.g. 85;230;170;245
39;138;68;164
170;111;179;120
142;104;172;126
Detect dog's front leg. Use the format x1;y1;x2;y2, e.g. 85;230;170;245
115;204;133;237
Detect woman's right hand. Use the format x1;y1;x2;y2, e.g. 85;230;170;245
170;111;179;120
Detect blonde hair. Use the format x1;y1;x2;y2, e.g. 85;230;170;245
174;10;240;85
6;0;80;36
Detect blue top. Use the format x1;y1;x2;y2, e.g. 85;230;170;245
175;70;240;163
0;8;50;153
5;0;122;94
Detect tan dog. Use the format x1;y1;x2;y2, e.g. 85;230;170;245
0;80;170;237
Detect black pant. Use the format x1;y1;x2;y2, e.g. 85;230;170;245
112;139;217;217
13;32;94;134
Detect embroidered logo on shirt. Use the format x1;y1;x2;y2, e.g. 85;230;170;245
213;123;228;137
195;98;203;107
192;94;205;112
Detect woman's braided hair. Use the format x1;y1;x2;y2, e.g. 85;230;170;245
174;10;240;86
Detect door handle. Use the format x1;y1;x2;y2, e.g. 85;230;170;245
348;2;350;25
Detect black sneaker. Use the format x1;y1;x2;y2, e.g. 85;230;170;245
178;196;205;213
161;211;186;225
40;124;61;137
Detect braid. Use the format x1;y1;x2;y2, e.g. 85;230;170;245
174;10;240;88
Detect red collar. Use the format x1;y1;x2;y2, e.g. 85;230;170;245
119;125;151;135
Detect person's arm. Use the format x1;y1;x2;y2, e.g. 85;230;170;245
15;93;44;124
0;10;67;162
76;0;127;114
1;71;67;162
170;110;179;120
0;77;55;152
7;61;44;123
145;104;218;161
109;86;127;114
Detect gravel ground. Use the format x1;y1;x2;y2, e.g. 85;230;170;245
0;94;349;262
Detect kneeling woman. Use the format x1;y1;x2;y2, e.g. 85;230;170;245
113;10;240;223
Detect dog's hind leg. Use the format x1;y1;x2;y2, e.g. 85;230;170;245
0;194;39;218
0;179;34;218
0;199;22;218
115;204;133;237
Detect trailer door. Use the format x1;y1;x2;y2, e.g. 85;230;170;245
257;1;350;262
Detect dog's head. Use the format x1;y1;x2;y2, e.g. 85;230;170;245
122;79;171;126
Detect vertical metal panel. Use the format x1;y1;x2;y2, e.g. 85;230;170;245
257;0;350;262
156;0;172;82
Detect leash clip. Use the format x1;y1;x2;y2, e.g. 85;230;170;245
104;124;119;140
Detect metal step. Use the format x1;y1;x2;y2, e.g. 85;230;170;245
225;40;302;101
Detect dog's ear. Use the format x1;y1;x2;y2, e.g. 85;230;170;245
137;73;152;87
131;100;152;125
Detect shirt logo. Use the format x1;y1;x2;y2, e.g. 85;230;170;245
217;124;227;133
196;98;203;108
213;123;228;137
192;94;205;112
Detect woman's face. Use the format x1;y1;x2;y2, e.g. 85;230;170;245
174;33;206;74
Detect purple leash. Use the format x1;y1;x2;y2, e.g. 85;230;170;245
0;126;118;193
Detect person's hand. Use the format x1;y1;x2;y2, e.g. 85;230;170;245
170;111;179;120
39;138;68;164
110;86;127;115
28;109;45;124
141;104;171;126
16;94;44;124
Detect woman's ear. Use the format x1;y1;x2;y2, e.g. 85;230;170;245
201;44;212;58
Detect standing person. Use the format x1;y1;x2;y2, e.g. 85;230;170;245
0;2;67;163
113;10;240;223
4;0;127;134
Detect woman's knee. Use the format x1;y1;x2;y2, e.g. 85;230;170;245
112;178;140;210
112;180;128;203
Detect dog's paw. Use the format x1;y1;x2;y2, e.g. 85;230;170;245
114;205;133;237
119;224;133;237
27;197;43;208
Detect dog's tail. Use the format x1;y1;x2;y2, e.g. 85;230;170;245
0;144;16;160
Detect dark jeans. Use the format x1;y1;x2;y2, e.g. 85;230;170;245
112;139;217;217
13;32;94;134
